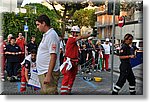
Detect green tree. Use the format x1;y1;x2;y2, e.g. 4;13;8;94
120;1;143;21
72;9;96;28
46;0;89;37
2;3;60;44
24;3;61;43
46;0;104;37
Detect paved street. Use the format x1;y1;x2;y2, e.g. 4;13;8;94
1;55;143;95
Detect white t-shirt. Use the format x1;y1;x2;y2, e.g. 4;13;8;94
102;42;111;54
36;28;60;75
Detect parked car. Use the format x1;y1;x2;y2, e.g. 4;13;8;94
132;40;143;51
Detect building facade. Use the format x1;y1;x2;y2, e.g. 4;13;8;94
95;0;143;44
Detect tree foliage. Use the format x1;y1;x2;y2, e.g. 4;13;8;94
120;1;143;21
2;3;60;44
46;0;104;37
72;9;96;28
46;0;89;36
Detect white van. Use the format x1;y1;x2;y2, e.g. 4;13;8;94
132;40;143;51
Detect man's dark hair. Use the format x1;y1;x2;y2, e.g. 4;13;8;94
36;14;50;26
30;49;37;54
30;35;36;40
10;37;16;40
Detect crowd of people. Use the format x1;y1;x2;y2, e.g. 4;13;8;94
0;32;37;82
0;14;138;95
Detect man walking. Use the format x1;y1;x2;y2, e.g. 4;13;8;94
102;38;111;71
36;14;60;94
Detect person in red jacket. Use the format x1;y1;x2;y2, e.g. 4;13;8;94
60;26;96;95
0;36;6;81
16;33;26;62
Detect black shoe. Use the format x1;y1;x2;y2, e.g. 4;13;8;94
112;91;118;95
106;69;111;72
130;91;136;95
10;77;16;82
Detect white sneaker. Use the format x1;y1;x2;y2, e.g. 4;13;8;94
88;72;92;75
97;70;101;72
1;78;5;82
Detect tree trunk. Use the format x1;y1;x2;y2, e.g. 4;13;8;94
61;21;66;38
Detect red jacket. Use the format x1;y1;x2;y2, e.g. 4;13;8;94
65;37;78;59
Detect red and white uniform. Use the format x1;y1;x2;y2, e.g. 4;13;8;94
0;41;6;80
60;37;79;95
20;55;38;92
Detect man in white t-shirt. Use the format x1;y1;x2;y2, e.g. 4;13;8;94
36;14;60;94
102;38;112;71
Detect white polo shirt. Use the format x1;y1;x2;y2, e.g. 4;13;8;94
102;42;111;54
36;28;60;75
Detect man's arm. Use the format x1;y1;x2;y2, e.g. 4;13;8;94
76;33;91;41
119;55;135;59
44;53;57;84
24;60;30;82
25;68;29;82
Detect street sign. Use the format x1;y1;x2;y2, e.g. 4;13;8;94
24;25;28;32
118;16;125;27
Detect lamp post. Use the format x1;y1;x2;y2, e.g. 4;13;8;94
24;17;28;56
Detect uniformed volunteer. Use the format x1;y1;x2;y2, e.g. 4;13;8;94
36;14;60;95
60;26;97;95
5;37;22;81
112;34;136;95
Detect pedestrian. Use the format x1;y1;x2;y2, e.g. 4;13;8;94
86;37;95;68
60;26;96;95
59;35;66;65
16;32;26;62
112;33;136;95
5;37;22;82
0;36;6;81
80;42;88;70
102;38;111;71
5;34;13;45
20;49;40;92
95;39;104;72
36;14;60;95
26;35;38;55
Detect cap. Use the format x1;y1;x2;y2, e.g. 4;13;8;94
105;38;109;42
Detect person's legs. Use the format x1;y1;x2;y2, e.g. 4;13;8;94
6;62;13;78
112;63;128;95
99;58;103;70
105;54;109;70
20;66;27;92
13;62;19;77
38;71;60;95
60;64;70;95
127;66;136;95
1;56;5;81
68;62;78;94
102;55;105;70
